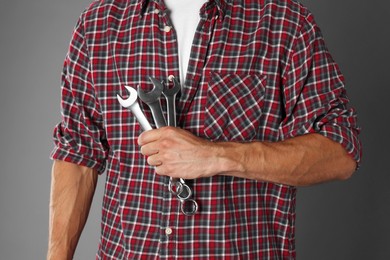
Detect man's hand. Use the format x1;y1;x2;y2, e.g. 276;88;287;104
138;127;357;186
138;127;222;179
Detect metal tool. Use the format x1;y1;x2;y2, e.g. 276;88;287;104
148;77;198;216
137;77;166;128
179;196;199;216
117;80;198;216
116;86;152;131
161;76;181;127
117;84;198;216
176;178;198;216
160;77;192;199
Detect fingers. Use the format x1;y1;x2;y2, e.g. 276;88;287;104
138;126;180;145
138;129;160;146
140;143;159;157
137;127;207;179
146;154;162;167
138;127;175;169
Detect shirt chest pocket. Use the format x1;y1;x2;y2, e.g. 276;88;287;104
204;72;267;141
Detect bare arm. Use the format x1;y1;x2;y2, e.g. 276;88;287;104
47;160;98;260
215;133;356;186
138;127;356;186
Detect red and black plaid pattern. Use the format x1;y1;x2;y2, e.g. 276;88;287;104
205;72;267;141
51;0;361;259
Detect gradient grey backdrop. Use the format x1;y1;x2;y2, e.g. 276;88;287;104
0;0;389;259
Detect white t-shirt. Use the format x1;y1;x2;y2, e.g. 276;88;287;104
164;0;208;84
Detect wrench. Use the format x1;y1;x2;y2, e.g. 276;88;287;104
156;76;193;201
137;77;166;128
117;86;152;131
162;76;181;127
118;83;197;215
142;77;185;196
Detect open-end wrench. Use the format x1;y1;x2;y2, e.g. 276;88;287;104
162;76;181;127
137;77;166;128
155;76;193;201
117;86;152;131
118;83;197;215
141;77;184;196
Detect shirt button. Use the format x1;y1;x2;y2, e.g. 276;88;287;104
165;227;173;235
153;9;160;14
163;25;172;33
168;75;175;81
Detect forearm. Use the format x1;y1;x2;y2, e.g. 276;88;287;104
47;160;98;260
216;133;357;186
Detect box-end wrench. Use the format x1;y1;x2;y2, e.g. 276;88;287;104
117;84;197;215
159;77;198;215
158;77;188;197
116;86;152;131
153;76;194;202
139;77;185;196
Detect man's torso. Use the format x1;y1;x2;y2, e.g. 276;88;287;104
65;0;318;258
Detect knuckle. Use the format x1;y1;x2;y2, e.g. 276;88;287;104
161;151;175;162
137;133;145;146
147;155;159;166
155;166;166;176
160;139;171;149
162;126;176;136
163;164;172;173
140;145;146;155
147;156;153;165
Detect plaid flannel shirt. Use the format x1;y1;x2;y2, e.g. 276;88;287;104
51;0;361;259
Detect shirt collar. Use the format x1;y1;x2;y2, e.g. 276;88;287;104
138;0;227;18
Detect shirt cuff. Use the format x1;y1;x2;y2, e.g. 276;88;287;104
50;146;106;174
319;124;362;168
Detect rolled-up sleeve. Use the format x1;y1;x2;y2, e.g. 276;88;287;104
51;14;108;173
280;12;361;163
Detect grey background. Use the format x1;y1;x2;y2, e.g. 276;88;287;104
0;0;388;259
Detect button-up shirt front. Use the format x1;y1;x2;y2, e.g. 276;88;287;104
51;0;361;259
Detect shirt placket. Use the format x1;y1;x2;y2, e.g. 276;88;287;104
149;1;181;258
145;1;221;258
171;3;221;258
178;3;220;121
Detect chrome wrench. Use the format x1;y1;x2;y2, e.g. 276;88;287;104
137;77;166;128
139;77;186;197
159;77;198;215
116;86;152;131
159;77;192;199
162;76;181;127
117;83;197;215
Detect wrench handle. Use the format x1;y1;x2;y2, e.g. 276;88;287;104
130;102;153;131
165;96;177;127
149;102;167;128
